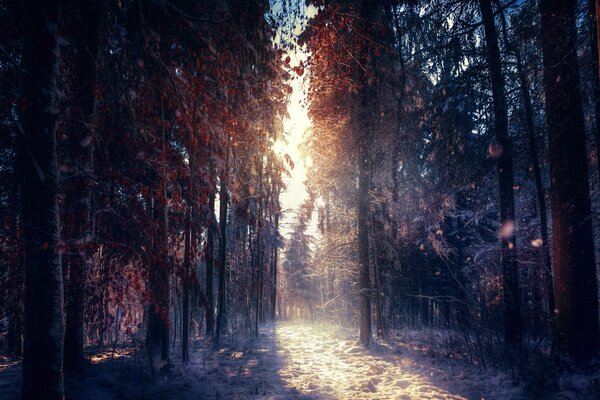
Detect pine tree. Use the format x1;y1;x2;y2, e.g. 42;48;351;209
540;0;600;364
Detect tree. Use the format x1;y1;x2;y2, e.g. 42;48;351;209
588;0;600;183
18;0;65;398
62;0;102;376
499;6;554;328
0;0;24;359
283;208;316;318
478;0;522;353
205;181;216;337
214;163;229;345
539;0;600;364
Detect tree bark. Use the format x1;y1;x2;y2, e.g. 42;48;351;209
499;8;555;329
592;0;600;83
206;190;215;336
214;169;228;345
146;101;170;366
181;204;191;362
479;0;522;352
589;0;600;185
254;222;261;337
540;0;600;365
7;248;23;357
254;156;264;336
270;213;279;320
355;0;376;348
357;139;372;346
19;1;65;398
62;0;101;376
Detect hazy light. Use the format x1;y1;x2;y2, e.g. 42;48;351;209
499;221;515;240
273;4;316;238
531;238;543;248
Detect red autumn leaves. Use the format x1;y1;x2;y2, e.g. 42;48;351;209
282;51;305;77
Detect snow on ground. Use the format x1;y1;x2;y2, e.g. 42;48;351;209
1;322;599;399
272;323;525;399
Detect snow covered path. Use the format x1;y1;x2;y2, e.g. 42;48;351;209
109;322;526;399
274;323;468;399
1;322;532;399
271;323;521;400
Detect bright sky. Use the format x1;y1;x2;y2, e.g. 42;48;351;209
272;3;317;238
275;59;310;236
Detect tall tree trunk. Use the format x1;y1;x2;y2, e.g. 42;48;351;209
7;248;23;357
540;0;600;365
181;204;191;362
478;0;522;352
499;8;555;330
206;190;215;336
370;204;387;338
588;0;600;95
357;140;372;346
356;0;375;348
254;156;264;335
63;0;101;376
19;1;65;398
270;213;279;320
146;101;170;366
182;138;197;362
214;169;228;345
589;0;600;184
253;224;261;337
516;52;554;327
159;115;170;363
388;4;407;216
373;250;385;337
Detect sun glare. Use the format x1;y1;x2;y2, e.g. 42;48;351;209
275;42;313;237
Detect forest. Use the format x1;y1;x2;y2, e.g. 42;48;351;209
2;0;600;399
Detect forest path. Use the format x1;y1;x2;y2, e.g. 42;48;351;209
273;322;482;399
0;322;528;399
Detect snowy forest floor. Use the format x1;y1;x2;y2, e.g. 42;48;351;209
2;322;600;399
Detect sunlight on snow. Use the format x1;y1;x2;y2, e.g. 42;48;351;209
274;323;468;400
89;348;138;364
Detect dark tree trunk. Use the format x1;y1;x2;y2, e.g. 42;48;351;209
18;1;65;398
540;0;600;365
146;102;170;366
388;3;407;218
214;171;228;345
516;53;554;327
356;0;376;348
147;202;171;365
479;0;522;352
373;254;385;338
499;9;555;329
258;244;264;324
62;0;101;377
270;213;279;320
182;140;198;362
7;249;23;357
254;223;261;337
357;141;372;346
181;205;191;362
254;157;264;335
589;0;600;184
370;205;387;338
206;190;215;336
